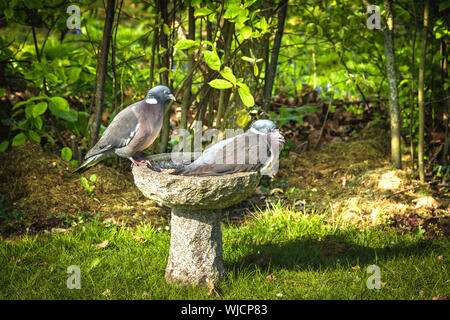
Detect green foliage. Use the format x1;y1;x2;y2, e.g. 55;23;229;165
0;196;24;225
61;147;72;162
174;39;199;50
269;105;319;128
202;49;221;71
49;97;77;122
208;79;233;89
8;95;81;147
81;174;97;199
0;141;9;153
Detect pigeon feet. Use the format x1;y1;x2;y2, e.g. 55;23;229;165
129;157;152;167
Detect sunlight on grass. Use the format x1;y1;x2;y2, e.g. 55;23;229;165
0;204;448;300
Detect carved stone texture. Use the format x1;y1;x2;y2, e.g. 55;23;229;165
132;153;260;285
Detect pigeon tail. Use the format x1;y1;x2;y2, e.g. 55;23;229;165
72;151;114;173
171;167;190;175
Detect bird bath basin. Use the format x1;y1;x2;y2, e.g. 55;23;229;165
132;153;261;286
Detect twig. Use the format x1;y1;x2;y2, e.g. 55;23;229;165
314;102;330;149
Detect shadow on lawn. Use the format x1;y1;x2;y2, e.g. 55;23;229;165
226;234;440;272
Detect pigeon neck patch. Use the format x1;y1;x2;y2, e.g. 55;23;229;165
145;97;158;104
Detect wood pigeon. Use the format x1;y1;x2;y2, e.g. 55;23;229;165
74;85;175;173
172;119;285;176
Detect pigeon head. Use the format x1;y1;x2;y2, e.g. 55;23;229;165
145;85;175;106
251;119;278;134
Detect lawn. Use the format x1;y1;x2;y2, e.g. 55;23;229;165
1;202;448;300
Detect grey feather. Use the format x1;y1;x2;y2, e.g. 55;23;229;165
72;150;115;173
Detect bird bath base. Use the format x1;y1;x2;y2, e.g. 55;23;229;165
132;153;261;286
166;208;224;285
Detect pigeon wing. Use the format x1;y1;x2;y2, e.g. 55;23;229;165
177;131;270;176
85;105;139;159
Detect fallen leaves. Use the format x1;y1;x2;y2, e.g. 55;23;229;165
432;295;449;300
133;236;147;243
266;274;277;281
206;279;220;297
95;240;109;249
412;196;440;210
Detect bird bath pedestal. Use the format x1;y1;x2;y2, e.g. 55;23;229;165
132;153;261;286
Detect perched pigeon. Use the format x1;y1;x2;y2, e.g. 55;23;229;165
172;119;285;176
74;85;175;173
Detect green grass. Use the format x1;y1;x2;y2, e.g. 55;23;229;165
0;203;449;299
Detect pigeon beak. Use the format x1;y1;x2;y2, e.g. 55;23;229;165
169;94;176;101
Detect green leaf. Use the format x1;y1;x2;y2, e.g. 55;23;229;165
208;79;233;89
68;67;82;82
241;26;252;39
61;147;72;161
0;141;9;153
89;174;97;183
256;16;268;32
174;39;198;50
220;67;236;85
49;97;77;122
241;56;255;63
32;102;47;117
0;88;6;97
12;133;26;147
162;24;170;36
40;131;55;144
4;8;14;19
49;96;69;113
194;7;213;17
439;1;450;11
25;104;34;119
253;64;259;76
28;130;41;143
243;0;257;8
33;116;43;130
237;113;251;128
203;50;221;71
81;177;90;189
238;87;254;107
224;5;240;20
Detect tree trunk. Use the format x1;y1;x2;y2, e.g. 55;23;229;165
89;0;116;148
441;41;450;167
156;0;171;153
409;14;417;171
262;0;288;111
180;5;195;129
418;0;429;182
383;0;402;169
215;20;234;128
149;8;159;88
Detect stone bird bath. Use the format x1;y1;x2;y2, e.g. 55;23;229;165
132;153;261;286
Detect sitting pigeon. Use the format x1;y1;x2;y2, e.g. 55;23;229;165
172;119;285;176
74;85;175;173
